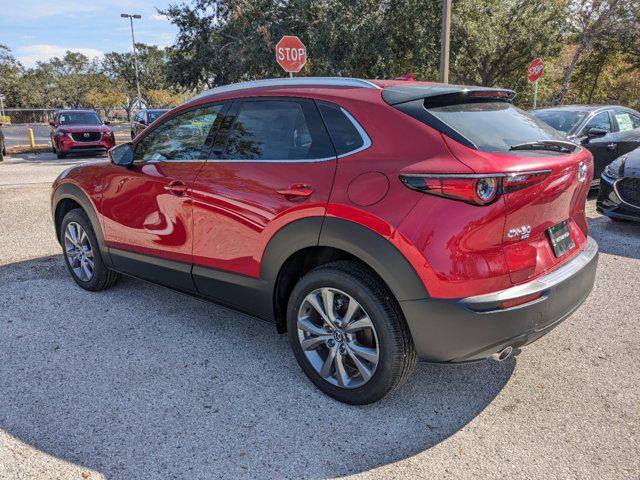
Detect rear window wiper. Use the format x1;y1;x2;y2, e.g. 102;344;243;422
509;140;577;153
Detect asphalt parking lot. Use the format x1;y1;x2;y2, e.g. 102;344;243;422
1;123;130;149
0;152;639;480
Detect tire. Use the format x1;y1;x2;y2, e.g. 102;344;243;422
286;260;417;404
57;150;66;159
131;130;135;140
60;208;120;291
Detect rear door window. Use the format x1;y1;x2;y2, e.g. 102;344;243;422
426;102;566;153
614;110;635;132
223;99;334;160
317;102;368;156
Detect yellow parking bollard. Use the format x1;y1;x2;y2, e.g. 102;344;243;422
28;128;35;148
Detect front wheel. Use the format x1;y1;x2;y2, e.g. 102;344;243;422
61;208;120;291
287;261;416;404
57;150;66;159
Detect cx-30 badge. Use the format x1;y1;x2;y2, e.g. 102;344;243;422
578;162;588;182
507;225;532;239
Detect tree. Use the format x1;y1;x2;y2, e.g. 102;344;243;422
102;44;177;117
450;0;566;90
553;0;636;104
161;0;443;90
146;89;184;107
0;44;25;108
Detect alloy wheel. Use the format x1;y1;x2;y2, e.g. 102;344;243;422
64;222;94;282
297;287;379;389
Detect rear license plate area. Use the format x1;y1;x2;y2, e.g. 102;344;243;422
547;220;575;258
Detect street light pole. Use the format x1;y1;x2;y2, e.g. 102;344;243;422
121;13;142;109
438;0;452;84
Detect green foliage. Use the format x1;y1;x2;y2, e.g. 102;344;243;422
102;44;176;108
0;1;638;112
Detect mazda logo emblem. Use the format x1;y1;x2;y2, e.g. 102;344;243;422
83;132;90;138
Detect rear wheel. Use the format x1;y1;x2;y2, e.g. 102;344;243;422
57;150;66;159
287;261;416;404
61;208;119;291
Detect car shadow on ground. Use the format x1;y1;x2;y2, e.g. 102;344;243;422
5;152;106;166
0;255;514;479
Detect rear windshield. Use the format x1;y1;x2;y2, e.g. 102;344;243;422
426;102;566;153
532;109;587;134
59;112;101;125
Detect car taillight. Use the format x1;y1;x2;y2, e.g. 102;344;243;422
399;170;550;206
502;170;551;193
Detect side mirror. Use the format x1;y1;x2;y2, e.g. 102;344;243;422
108;143;134;167
104;120;111;125
587;127;608;139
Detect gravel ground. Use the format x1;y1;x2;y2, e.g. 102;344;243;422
0;153;639;480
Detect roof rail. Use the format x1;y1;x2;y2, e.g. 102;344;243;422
192;77;381;100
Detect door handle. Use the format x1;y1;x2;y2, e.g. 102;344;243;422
276;183;314;199
607;142;617;150
164;180;188;196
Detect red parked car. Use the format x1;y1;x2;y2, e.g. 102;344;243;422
50;109;116;159
51;78;598;404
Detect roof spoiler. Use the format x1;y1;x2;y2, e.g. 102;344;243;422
382;84;516;107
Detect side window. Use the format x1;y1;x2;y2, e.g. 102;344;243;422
614;110;635;132
224;99;334;160
317;102;368;156
134;105;223;162
581;111;612;135
632;114;640;129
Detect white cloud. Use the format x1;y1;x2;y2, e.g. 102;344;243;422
151;13;167;21
2;0;101;21
16;45;103;67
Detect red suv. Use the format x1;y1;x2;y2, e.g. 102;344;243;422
51;78;598;404
50;109;116;159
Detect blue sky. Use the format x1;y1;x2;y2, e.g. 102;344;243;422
0;0;179;67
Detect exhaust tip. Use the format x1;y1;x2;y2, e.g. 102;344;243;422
491;346;513;362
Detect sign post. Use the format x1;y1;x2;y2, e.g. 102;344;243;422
527;58;544;110
275;36;307;77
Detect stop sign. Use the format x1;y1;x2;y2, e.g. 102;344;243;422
527;58;544;83
275;36;307;73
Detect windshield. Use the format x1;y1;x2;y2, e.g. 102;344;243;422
531;110;587;134
148;110;168;122
59;112;101;125
426;102;568;153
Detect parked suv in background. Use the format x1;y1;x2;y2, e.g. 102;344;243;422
51;78;598;404
50;109;115;159
532;105;640;184
131;108;170;139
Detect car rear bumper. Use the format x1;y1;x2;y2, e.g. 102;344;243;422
400;236;598;362
596;172;640;221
